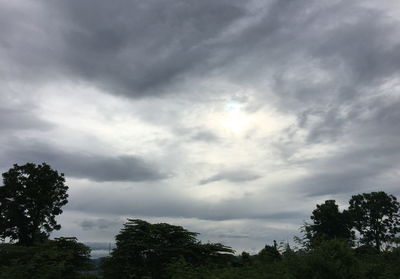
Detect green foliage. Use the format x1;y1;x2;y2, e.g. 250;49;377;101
165;240;362;279
102;219;234;279
257;241;281;262
301;239;361;279
0;238;93;279
381;247;400;278
304;200;354;247
240;251;251;266
163;192;400;279
0;163;69;245
349;191;400;250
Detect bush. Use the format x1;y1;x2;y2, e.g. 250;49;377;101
0;238;93;279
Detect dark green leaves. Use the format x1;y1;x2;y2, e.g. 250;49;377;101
305;200;354;247
0;163;69;245
103;219;234;279
304;192;400;251
349;191;400;250
0;238;92;279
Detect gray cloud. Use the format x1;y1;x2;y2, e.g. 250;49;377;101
1;0;400;254
84;242;115;251
299;144;400;197
0;106;53;131
288;109;400;197
68;183;305;222
191;130;220;142
1;140;167;182
59;0;246;97
80;218;120;231
0;0;247;97
199;170;261;185
172;126;220;143
2;1;399;110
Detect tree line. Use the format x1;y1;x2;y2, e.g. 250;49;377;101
302;192;400;251
1;162;400;278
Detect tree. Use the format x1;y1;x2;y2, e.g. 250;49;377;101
349;191;400;251
0;163;68;245
304;200;354;247
102;219;234;279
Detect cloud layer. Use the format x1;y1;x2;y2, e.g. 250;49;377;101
1;0;400;253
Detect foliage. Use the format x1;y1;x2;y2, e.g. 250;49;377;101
0;238;93;279
304;200;354;247
301;239;361;279
257;241;281;262
102;219;234;279
166;239;363;279
349;191;400;250
164;191;400;279
0;163;69;245
381;247;400;278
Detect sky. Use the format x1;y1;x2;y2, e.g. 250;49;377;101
1;0;400;256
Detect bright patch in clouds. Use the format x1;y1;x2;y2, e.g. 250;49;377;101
221;101;252;134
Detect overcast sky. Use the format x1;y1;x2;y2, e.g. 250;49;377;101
1;0;400;255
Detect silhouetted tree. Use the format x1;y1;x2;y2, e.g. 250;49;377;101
102;219;233;279
305;200;354;246
349;191;400;251
0;163;68;245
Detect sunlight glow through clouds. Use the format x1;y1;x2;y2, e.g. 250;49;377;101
221;101;251;134
203;99;295;139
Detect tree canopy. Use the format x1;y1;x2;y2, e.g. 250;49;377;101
0;163;69;245
304;200;354;246
349;191;400;250
102;219;234;279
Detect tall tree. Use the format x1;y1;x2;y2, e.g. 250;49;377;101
305;200;354;246
0;163;68;245
349;191;400;251
102;219;234;279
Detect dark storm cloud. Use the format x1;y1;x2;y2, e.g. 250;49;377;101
0;141;167;182
56;0;247;96
199;170;261;185
2;0;399;105
0;0;247;97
